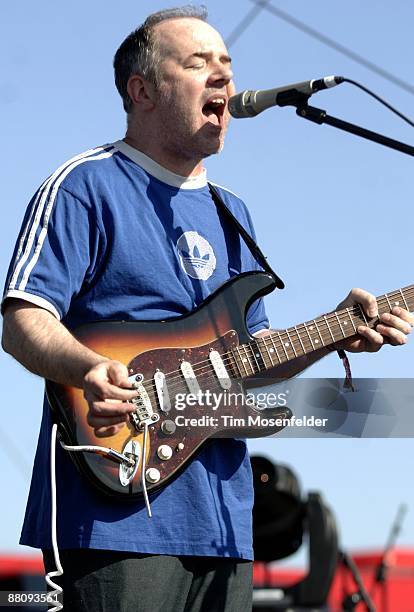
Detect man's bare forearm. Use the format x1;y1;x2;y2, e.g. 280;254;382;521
2;300;108;388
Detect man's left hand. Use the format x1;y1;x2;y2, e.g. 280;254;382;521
335;288;414;353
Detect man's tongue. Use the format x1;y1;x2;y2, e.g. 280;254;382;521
203;105;220;126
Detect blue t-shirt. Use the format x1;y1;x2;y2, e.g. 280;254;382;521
3;141;269;559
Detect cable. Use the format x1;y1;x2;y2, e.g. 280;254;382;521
60;441;135;466
342;78;414;128
141;423;152;518
225;2;414;125
45;424;153;610
45;424;63;612
250;0;414;97
225;0;270;48
59;437;152;515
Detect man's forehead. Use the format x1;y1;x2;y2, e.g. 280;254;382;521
153;18;227;58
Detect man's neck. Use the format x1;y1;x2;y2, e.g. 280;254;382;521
123;134;204;178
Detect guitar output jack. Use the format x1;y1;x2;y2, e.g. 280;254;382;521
119;440;141;486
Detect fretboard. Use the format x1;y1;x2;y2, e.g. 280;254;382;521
231;284;414;378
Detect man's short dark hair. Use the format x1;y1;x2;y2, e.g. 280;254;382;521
114;5;208;113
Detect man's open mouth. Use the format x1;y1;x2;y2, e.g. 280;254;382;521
202;97;226;126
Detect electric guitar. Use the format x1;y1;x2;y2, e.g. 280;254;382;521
46;272;414;498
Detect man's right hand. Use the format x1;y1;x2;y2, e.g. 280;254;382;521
83;360;138;437
1;301;139;439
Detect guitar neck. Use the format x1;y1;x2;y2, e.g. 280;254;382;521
233;284;414;377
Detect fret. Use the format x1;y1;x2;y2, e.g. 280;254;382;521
303;323;316;351
249;343;261;372
335;312;346;338
402;286;414;311
229;349;242;378
393;289;410;308
339;312;350;333
391;293;401;307
243;344;256;375
323;315;335;343
399;289;409;311
312;319;324;347
260;337;275;367
384;293;392;311
358;304;369;326
236;346;249;377
285;329;298;357
346;308;357;333
277;331;290;361
231;284;413;380
294;325;307;354
269;334;282;364
252;339;268;371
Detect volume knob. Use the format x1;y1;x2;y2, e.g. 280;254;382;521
161;419;176;435
145;468;161;483
157;445;173;461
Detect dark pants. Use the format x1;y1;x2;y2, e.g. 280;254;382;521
43;549;253;612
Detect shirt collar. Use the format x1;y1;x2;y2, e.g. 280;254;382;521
113;140;208;189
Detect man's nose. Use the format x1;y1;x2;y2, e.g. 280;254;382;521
209;62;233;86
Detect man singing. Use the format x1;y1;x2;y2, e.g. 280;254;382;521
2;6;412;611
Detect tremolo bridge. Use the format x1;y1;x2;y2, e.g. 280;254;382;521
128;373;160;431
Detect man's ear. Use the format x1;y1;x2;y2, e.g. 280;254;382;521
127;75;156;110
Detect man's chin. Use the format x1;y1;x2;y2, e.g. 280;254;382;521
201;133;226;156
215;140;225;154
199;143;224;159
191;124;227;158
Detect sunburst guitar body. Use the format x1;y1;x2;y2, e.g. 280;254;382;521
46;271;414;499
46;272;290;499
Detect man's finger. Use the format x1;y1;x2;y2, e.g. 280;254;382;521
84;382;138;402
357;326;383;352
350;288;378;318
391;306;414;326
376;324;407;346
83;361;136;398
379;312;412;335
87;398;136;417
106;361;134;388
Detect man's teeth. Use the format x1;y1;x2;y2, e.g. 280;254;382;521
209;98;225;106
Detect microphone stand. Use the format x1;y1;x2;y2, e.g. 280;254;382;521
339;550;376;612
369;504;408;612
279;91;414;157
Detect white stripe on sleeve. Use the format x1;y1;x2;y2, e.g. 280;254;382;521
18;149;115;291
9;146;107;291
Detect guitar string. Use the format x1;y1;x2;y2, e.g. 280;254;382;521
135;295;388;390
137;293;414;406
136;289;414;404
134;289;414;400
137;308;413;409
151;288;414;382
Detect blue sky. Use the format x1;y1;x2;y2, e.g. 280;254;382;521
1;1;413;563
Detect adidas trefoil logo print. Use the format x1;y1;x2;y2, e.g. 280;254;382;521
176;231;216;281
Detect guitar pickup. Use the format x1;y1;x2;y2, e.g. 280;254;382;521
154;370;171;412
180;360;201;395
209;350;232;390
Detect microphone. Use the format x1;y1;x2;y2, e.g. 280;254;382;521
228;75;344;118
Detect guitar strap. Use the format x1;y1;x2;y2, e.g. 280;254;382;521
209;183;354;388
208;182;285;290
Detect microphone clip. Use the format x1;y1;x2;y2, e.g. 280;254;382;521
276;90;311;108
